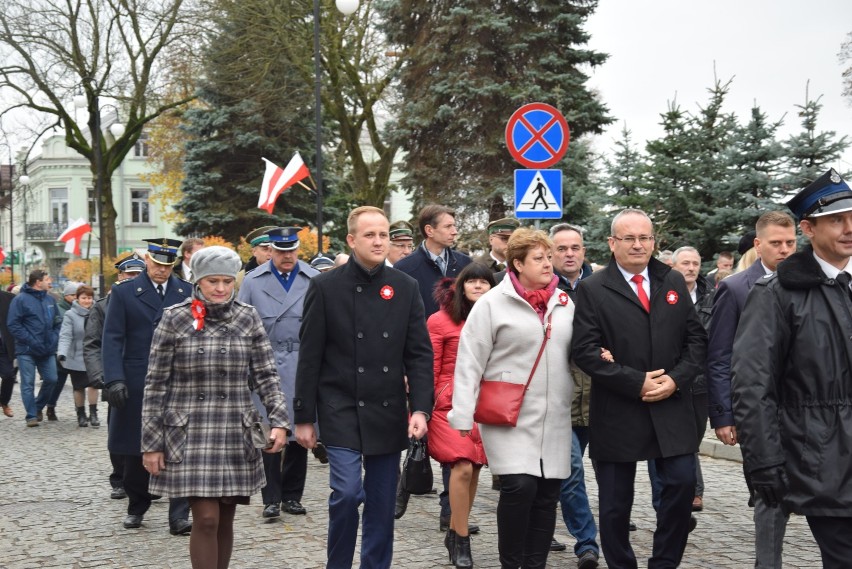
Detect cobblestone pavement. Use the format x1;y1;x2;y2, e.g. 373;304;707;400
0;383;823;568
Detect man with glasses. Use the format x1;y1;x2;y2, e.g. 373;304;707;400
386;220;415;266
572;209;707;569
473;217;519;273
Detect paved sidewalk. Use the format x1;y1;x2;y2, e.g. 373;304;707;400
0;383;823;568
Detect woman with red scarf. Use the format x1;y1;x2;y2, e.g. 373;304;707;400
449;228;575;569
427;263;496;568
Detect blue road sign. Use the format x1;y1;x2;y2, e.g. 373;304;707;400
514;169;563;219
505;103;570;169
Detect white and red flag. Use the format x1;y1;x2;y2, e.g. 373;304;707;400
258;153;311;214
58;218;92;256
0;246;5;265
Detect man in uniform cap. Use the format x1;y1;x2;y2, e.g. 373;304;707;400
238;226;319;518
732;168;852;568
83;251;146;500
236;226;278;288
387;220;415;266
101;238;193;533
310;255;335;273
474;217;519;273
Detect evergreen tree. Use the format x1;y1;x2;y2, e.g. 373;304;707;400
781;87;850;193
378;0;612;228
176;0;319;243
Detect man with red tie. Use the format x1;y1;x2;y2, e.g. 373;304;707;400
572;208;707;569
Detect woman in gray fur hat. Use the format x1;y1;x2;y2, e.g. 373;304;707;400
140;246;290;568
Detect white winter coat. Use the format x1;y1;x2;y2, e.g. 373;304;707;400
449;275;574;479
57;300;90;372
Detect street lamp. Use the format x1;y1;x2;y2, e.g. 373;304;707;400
74;91;124;298
313;0;359;253
18;171;29;276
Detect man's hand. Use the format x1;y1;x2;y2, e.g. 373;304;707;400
750;466;788;508
408;413;428;440
715;425;737;446
142;451;165;476
641;374;677;402
295;423;317;449
105;382;129;409
639;369;666;398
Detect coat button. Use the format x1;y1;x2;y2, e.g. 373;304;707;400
357;332;364;339
383;366;389;372
220;348;227;353
222;326;228;332
358;366;365;373
358;400;365;407
198;393;206;400
356;286;363;292
218;392;227;399
382;400;389;407
382;331;389;338
197;348;204;354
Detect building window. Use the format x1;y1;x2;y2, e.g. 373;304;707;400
88;188;99;223
130;189;150;224
134;132;149;158
50;188;68;225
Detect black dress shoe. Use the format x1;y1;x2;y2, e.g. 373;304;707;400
440;516;450;532
468;524;479;535
123;514;143;529
550;538;567;552
110;487;127;500
628;520;637;531
282;500;306;515
169;518;192;535
688;515;697;533
262;504;281;518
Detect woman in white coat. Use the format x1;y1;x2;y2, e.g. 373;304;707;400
57;285;99;427
449;228;574;569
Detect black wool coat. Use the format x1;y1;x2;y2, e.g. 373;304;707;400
293;258;434;455
572;257;707;462
732;246;852;516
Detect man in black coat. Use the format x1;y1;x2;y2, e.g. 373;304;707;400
294;206;434;569
706;211;796;568
572;209;706;569
732;169;852;569
393;204;472;317
102;239;192;534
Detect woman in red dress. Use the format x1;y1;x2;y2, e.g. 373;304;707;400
427;263;496;569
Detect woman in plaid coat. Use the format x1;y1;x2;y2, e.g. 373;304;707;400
141;247;289;569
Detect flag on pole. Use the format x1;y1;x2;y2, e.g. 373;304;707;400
0;246;5;265
258;153;311;214
58;218;93;256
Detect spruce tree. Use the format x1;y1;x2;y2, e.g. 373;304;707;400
378;0;612;229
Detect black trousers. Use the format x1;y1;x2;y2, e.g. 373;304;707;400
807;515;852;569
260;441;307;504
497;474;561;569
0;350;15;406
597;454;695;569
121;454;189;522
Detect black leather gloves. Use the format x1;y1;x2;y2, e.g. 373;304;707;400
106;381;129;409
750;466;788;508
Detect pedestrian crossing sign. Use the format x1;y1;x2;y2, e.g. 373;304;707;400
514;169;563;219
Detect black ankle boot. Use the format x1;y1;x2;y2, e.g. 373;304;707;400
453;534;472;569
445;529;456;564
76;406;89;427
89;405;100;427
46;406;58;421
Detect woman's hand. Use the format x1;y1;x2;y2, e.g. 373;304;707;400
264;427;288;454
143;451;166;476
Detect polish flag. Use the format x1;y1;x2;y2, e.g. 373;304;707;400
0;246;5;265
58;218;92;256
258;153;311;214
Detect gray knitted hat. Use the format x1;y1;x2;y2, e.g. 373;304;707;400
190;246;241;281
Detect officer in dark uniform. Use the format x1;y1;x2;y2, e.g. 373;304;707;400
473;217;519;273
102;239;193;533
84;252;146;500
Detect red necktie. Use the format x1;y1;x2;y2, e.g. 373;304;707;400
631;274;650;312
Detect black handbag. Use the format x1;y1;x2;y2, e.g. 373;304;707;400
401;436;433;495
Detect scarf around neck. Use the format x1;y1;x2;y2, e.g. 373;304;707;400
509;271;558;322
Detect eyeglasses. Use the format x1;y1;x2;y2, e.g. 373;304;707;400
391;243;414;251
611;235;655;245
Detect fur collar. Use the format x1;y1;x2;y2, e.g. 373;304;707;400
776;245;824;290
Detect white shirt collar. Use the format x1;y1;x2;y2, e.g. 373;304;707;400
615;262;649;284
812;251;852;279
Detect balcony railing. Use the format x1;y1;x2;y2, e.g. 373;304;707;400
26;222;67;240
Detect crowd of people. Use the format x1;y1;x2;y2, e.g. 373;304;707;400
2;167;852;569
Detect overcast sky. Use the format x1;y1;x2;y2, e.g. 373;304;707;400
583;0;852;171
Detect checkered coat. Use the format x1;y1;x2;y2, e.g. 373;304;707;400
141;297;289;498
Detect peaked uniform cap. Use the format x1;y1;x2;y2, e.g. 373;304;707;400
787;168;852;221
246;225;279;247
487;217;520;235
143;238;182;265
266;227;301;251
